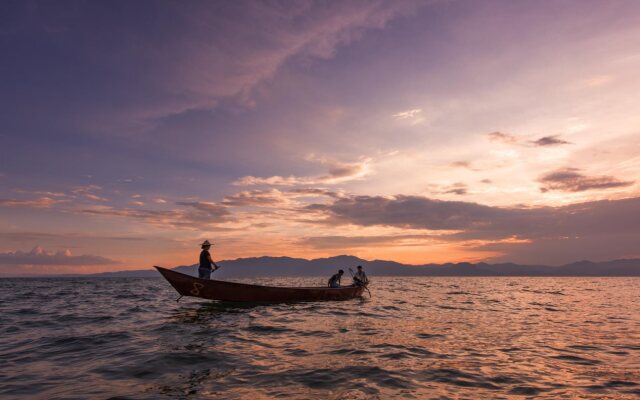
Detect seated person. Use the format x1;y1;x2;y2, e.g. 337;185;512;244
352;265;369;286
328;269;344;288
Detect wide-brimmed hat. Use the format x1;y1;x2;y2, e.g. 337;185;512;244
200;240;213;246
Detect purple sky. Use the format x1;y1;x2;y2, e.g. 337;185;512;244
1;0;640;275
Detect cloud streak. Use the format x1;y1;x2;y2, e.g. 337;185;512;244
297;234;434;250
441;182;469;196
0;197;65;208
8;1;423;132
486;131;518;144
0;246;119;266
487;132;572;148
222;189;289;207
82;200;234;229
531;135;572;147
538;168;634;192
234;158;370;186
392;108;424;125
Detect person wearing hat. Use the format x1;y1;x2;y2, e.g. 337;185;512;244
198;240;219;279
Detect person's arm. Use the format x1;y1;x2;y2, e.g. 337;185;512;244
207;253;219;270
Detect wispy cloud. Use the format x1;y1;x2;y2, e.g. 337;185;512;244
221;188;341;208
83;193;323;228
531;135;572;147
584;74;614;87
18;1;423;132
450;161;472;169
82;202;232;229
222;189;289;207
233;176;310;186
297;234;434;250
0;232;146;242
14;190;66;197
84;193;109;202
488;132;573;148
288;188;341;198
173;201;231;220
0;197;65;208
70;185;109;201
0;246;119;266
486;131;518;144
392;109;422;119
392;108;424;125
71;185;102;194
234;158;370;186
538;168;634;192
441;182;469;196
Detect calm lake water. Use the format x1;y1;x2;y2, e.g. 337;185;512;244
1;277;639;399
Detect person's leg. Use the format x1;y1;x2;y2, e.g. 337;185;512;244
198;268;211;279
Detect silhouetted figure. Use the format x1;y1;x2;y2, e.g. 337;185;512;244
328;269;344;288
353;265;369;286
198;240;219;279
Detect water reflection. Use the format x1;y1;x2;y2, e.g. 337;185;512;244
0;277;638;399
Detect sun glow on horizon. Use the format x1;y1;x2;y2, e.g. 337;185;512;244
2;1;640;275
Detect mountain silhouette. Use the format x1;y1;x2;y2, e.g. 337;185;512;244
88;255;640;278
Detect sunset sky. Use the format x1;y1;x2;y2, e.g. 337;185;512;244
1;0;640;275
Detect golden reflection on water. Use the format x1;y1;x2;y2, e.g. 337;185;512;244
0;277;638;399
149;277;640;399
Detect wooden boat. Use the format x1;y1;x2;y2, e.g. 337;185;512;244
155;266;367;302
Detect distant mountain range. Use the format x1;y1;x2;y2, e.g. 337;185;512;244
87;255;640;278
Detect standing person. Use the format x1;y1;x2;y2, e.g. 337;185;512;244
198;240;219;279
353;265;369;286
328;269;344;288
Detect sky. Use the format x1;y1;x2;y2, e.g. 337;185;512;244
1;0;640;275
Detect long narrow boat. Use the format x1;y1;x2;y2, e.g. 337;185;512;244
155;266;366;302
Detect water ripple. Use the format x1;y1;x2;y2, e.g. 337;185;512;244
0;276;638;399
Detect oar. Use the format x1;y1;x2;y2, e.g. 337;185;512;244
348;267;358;282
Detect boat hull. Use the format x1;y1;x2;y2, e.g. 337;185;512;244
155;266;366;302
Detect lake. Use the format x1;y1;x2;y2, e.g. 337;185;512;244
1;276;638;399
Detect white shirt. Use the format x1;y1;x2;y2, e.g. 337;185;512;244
354;270;368;284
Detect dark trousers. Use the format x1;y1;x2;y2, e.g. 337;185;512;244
198;267;212;279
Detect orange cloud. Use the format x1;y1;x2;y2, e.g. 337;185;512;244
234;157;371;186
0;197;64;208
